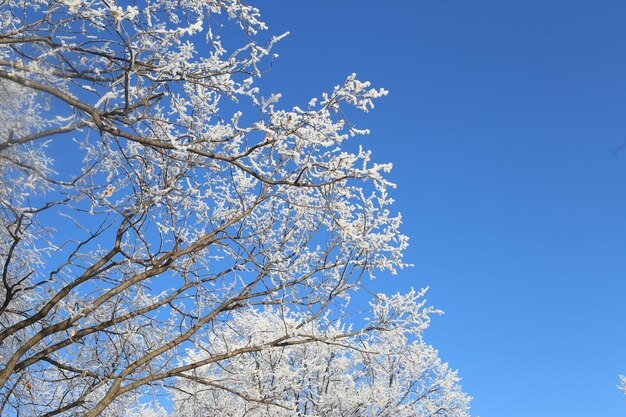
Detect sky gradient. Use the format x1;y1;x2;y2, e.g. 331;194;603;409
257;1;626;416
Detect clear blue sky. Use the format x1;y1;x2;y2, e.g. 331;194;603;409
256;1;626;416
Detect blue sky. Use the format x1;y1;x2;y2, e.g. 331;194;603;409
256;1;626;416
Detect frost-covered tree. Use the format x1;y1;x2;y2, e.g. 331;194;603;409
174;304;470;417
0;0;470;416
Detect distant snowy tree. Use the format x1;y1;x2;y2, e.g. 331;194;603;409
174;305;470;417
0;1;470;416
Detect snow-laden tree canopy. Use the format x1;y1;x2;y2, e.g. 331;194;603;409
173;306;469;417
0;0;471;415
